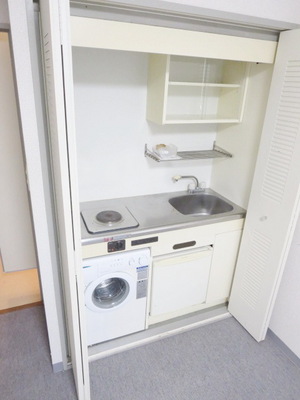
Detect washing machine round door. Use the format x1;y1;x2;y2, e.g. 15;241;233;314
85;272;134;312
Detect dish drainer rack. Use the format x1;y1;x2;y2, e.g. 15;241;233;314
144;142;232;162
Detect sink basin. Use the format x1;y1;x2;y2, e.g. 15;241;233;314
169;193;234;216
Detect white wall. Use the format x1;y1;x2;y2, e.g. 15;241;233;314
211;63;273;209
73;47;215;202
269;216;300;358
0;32;37;271
100;0;300;28
161;0;300;25
0;0;8;27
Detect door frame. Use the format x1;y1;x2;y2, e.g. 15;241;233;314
7;0;69;371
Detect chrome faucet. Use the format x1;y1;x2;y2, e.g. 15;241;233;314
172;175;205;193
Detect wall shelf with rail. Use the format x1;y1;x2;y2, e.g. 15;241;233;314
144;143;233;162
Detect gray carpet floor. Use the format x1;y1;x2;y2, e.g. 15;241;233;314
1;305;300;400
90;318;300;400
0;306;77;400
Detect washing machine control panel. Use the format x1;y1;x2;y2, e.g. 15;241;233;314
136;264;149;299
136;278;148;299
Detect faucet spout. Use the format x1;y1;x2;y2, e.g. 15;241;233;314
172;175;205;193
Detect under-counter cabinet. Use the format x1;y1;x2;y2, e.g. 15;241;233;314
81;218;244;327
150;247;213;323
147;55;249;124
148;223;243;325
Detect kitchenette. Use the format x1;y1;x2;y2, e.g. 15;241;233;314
80;187;245;355
35;2;300;399
72;38;255;357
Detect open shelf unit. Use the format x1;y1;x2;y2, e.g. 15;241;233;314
144;143;233;162
147;55;249;125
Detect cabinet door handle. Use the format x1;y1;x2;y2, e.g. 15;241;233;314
173;240;196;250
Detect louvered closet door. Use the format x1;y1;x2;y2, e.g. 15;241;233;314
39;1;89;399
229;29;300;341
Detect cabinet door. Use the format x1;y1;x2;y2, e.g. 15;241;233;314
206;230;242;304
229;29;300;341
39;1;89;399
150;247;213;321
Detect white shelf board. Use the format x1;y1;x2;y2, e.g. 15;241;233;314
164;114;241;124
169;81;240;88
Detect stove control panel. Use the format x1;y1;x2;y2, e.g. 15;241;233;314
108;240;126;253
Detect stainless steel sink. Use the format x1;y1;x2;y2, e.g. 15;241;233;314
169;193;234;216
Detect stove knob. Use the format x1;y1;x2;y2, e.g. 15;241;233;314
138;255;148;266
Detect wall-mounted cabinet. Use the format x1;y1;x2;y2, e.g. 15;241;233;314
147;54;250;124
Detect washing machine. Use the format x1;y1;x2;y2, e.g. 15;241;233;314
83;248;151;346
